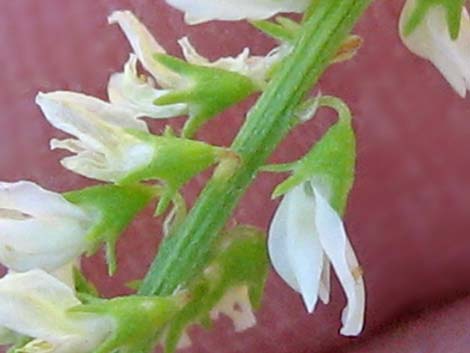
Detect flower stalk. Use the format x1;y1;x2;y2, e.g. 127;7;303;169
139;0;373;296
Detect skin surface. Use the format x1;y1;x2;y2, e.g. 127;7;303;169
0;1;469;352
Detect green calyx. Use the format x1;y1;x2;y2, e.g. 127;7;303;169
162;225;268;353
270;96;356;215
402;0;466;40
152;53;258;138
70;295;183;353
64;184;155;275
120;129;238;215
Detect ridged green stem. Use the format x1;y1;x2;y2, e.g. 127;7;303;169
139;0;373;296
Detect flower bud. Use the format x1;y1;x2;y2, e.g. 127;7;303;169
0;270;113;353
0;181;93;273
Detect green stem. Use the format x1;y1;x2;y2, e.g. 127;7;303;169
139;0;373;296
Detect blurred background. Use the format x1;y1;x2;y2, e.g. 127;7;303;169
0;1;469;352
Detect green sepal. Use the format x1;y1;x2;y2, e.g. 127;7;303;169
73;267;99;297
152;53;258;137
251;16;301;43
120;130;230;215
272;96;355;215
70;296;183;353
163;225;268;353
402;0;466;40
64;184;155;275
7;335;33;353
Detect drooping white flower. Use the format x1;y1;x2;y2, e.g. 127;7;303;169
165;0;311;24
268;182;365;336
36;91;154;183
399;0;470;97
0;181;94;273
0;270;113;353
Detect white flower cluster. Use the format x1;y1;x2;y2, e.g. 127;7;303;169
0;3;308;352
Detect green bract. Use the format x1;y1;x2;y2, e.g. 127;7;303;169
153;54;258;138
271;96;356;215
64;184;155;275
402;0;466;39
70;296;183;353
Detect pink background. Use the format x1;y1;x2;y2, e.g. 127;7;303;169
0;1;469;352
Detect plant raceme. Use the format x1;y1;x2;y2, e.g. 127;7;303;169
5;0;464;352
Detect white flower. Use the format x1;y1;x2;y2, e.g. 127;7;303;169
0;181;93;273
210;285;256;332
0;270;112;353
36;91;154;183
165;0;311;24
177;37;289;89
108;10;286;114
399;0;470;98
268;182;365;336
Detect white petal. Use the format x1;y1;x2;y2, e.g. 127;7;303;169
313;187;365;336
0;181;88;220
285;184;324;313
108;54;188;118
268;192;300;292
0;270;111;353
36;91;148;133
210;286;256;332
165;0;310;24
176;332;192;349
37;92;154;182
0;182;92;272
108;11;181;89
399;1;470;97
178;37;289;88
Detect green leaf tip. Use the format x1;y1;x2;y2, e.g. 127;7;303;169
251;16;301;43
64;184;155;275
403;0;466;40
153;53;258;138
73;267;99;297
